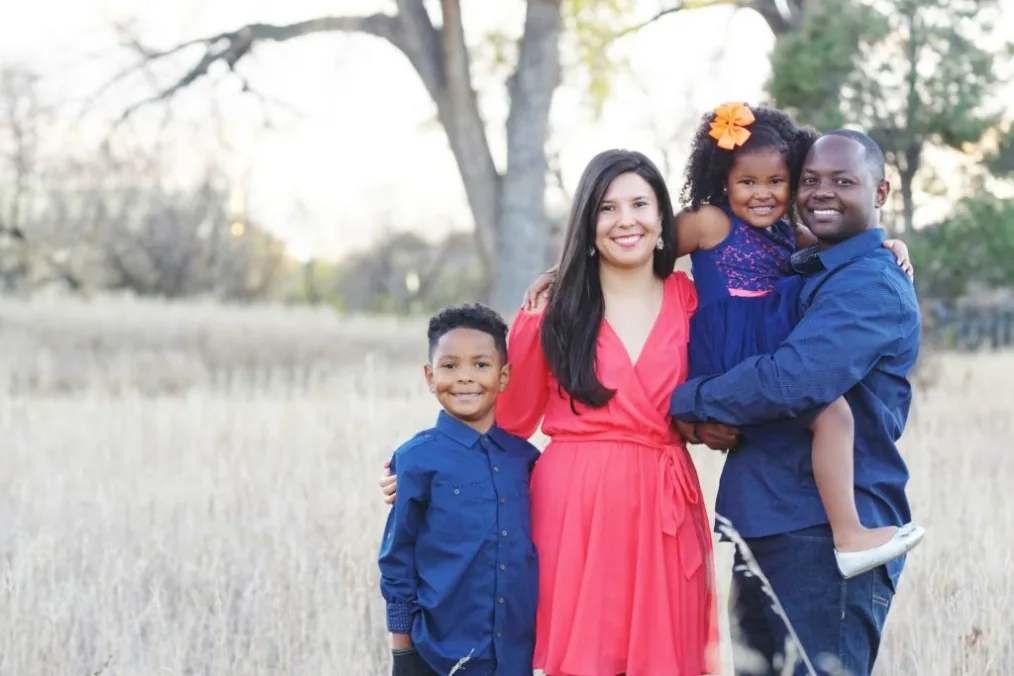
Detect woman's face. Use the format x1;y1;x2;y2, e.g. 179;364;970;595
592;172;663;271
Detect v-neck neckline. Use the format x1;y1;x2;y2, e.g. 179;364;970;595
602;279;668;370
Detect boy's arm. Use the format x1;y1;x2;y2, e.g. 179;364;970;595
671;271;913;426
378;452;429;641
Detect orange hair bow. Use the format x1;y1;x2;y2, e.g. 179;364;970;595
708;102;756;150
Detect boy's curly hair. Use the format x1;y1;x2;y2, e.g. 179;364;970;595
679;105;818;217
427;303;509;363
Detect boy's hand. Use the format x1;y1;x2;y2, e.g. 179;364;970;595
380;459;397;504
522;266;558;311
391;633;413;650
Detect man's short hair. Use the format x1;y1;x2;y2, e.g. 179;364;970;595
824;128;886;182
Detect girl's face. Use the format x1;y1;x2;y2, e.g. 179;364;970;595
592;172;663;271
727;148;791;229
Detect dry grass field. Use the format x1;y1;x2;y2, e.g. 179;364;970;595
0;295;1010;675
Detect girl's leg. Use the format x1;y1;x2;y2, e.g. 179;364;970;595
810;397;897;552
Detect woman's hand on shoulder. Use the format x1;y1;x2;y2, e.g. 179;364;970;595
883;238;914;281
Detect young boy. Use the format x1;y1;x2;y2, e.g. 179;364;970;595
378;303;541;676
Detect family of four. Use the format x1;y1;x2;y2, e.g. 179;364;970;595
374;104;926;676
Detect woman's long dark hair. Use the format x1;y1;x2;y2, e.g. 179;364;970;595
541;149;678;412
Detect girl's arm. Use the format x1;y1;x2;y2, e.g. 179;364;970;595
794;222;819;248
496;306;551;439
675;205;732;256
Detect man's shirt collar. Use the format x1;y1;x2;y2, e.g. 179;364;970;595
791;227;887;275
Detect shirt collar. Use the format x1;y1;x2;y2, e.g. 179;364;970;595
791;227;886;275
435;410;510;449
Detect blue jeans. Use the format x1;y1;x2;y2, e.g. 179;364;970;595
391;647;438;676
730;525;898;676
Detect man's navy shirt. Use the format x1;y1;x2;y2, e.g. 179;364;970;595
670;227;921;588
378;410;541;676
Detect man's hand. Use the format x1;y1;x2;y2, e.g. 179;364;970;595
522;266;558;311
380;459;397;504
672;418;699;444
391;633;413;650
695;422;740;451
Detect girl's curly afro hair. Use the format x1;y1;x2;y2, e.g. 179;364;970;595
679;104;818;215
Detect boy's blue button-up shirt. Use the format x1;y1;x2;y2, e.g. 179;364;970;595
378;410;541;676
670;227;921;588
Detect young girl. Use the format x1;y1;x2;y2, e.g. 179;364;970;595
524;103;923;578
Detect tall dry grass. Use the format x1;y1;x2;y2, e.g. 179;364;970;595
0;295;1009;675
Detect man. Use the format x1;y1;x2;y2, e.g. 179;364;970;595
669;130;922;675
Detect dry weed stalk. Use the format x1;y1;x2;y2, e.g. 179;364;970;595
448;649;475;674
715;514;817;676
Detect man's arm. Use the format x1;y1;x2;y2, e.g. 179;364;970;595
671;271;912;425
378;452;429;642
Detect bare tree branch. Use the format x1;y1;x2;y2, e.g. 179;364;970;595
611;0;802;40
611;0;742;40
107;14;402;125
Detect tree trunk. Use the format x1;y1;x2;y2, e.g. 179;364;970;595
750;0;807;36
900;152;918;235
496;0;562;312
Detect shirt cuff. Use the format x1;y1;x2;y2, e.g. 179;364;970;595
386;600;414;634
670;381;702;421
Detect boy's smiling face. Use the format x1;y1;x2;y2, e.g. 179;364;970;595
425;327;510;432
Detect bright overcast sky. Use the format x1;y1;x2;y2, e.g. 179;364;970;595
2;0;1012;259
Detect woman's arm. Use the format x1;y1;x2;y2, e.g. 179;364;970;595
496;306;551;439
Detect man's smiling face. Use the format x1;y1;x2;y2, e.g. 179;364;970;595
797;134;890;246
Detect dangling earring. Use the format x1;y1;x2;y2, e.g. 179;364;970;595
588;246;596;257
656;236;664;251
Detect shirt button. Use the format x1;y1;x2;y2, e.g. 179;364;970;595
500;564;506;570
498;597;504;604
501;530;507;537
499;497;506;504
496;632;502;638
493;466;500;472
453;488;460;495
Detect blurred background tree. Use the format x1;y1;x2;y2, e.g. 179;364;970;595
768;0;1006;235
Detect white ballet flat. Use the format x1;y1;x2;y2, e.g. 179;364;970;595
834;522;926;580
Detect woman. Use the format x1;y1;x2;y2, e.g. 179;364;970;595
500;148;720;676
382;150;721;675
